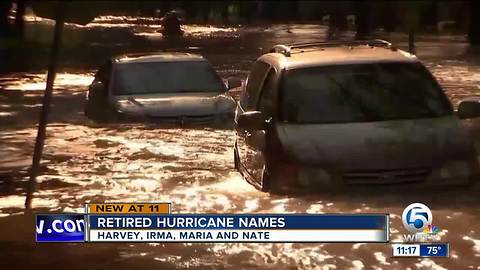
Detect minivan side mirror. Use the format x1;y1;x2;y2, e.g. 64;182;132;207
457;100;480;119
88;81;107;99
237;111;266;130
90;81;105;90
226;77;242;90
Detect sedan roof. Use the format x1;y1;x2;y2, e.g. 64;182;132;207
113;52;206;64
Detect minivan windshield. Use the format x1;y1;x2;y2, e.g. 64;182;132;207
280;62;453;123
112;61;224;95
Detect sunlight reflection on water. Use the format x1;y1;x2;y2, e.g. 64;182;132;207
1;15;480;269
1;72;94;91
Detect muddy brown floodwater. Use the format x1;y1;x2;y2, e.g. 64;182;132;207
1;16;480;269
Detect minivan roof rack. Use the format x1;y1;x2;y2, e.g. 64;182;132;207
269;39;395;57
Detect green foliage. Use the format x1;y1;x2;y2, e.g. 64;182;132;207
31;1;104;25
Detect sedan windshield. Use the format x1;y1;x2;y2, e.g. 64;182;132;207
112;61;224;95
280;62;453;123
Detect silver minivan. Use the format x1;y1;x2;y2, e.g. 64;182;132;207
233;40;480;192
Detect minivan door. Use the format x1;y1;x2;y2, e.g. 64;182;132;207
236;61;271;179
248;68;278;181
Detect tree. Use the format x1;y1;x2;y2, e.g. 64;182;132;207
354;0;370;39
31;1;99;25
382;1;396;33
402;2;422;54
469;0;480;45
324;1;349;39
14;0;25;38
0;1;12;37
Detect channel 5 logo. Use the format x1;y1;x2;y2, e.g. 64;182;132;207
401;203;440;242
402;203;432;233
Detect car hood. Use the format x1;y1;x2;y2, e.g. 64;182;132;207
112;92;235;117
275;116;476;170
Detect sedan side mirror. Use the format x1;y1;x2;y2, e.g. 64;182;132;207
226;77;242;90
458;100;480;119
237;111;266;130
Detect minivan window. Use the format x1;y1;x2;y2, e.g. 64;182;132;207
95;61;112;86
258;68;277;116
241;61;271;109
280;62;453;123
112;61;224;95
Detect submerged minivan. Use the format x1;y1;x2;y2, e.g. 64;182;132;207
85;52;239;123
233;40;480;192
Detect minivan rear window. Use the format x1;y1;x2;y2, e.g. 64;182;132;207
280;62;453;123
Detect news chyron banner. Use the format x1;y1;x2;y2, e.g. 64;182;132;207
36;203;389;243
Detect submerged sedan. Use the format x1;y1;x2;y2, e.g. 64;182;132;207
85;52;240;123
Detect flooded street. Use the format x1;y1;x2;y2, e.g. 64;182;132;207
1;17;480;269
